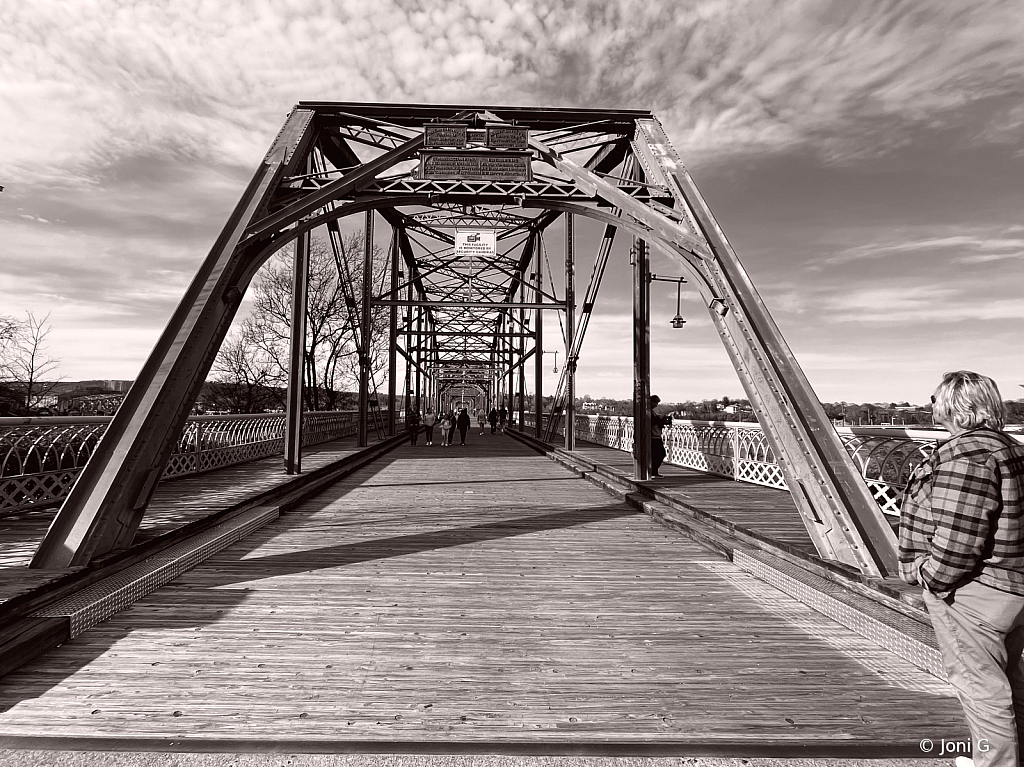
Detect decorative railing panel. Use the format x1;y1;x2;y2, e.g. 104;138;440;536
1;411;361;516
522;414;988;518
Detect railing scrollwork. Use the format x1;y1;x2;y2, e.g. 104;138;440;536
524;414;994;518
1;411;362;516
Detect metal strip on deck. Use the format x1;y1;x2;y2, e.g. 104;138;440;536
31;506;279;637
733;549;944;680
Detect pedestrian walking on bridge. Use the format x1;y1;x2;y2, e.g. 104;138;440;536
422;409;436;445
899;370;1024;767
407;407;420;445
457;408;471;446
446;410;458;446
488;407;498;434
439;412;452;447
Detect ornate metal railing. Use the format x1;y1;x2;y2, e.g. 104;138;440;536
524;414;976;517
1;411;360;516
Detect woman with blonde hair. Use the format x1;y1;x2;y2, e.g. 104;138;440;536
900;371;1024;767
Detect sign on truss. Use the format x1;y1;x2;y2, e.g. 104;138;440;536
419;150;532;182
455;228;497;259
424;123;468;148
486;124;529;149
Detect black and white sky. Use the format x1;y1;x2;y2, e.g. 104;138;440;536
2;0;1022;403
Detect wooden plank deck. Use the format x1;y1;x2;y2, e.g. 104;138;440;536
563;439;819;555
0;436;380;608
0;432;965;747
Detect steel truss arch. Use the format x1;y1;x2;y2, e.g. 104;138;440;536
32;101;898;579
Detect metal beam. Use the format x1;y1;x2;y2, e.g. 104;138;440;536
631;118;899;576
357;211;373;447
284;226;309;474
32;108;318;568
632;237;651;481
564;213;575;451
371;301;565;309
387;228;399;436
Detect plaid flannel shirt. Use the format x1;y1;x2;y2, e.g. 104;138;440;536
898;426;1024;597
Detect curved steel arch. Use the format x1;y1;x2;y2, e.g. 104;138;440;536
33;102;898;577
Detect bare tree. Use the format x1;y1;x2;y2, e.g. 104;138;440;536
205;317;281;413
2;312;63;410
218;231;390;411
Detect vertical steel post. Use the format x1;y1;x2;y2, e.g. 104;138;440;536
564;213;575;451
506;314;514;427
518;280;526;429
357;211;373;447
284;228;310;474
534;234;544;438
415;302;422;411
405;272;413;420
387;229;399;436
632;237;651;480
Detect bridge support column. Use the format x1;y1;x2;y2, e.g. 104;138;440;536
518;283;526;429
284;227;309;475
564;213;575;451
357;211;373;447
387;229;398;436
507;316;514;427
632;237;651;480
415;304;422;411
534;234;543;439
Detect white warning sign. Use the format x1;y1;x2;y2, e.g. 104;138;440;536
454;229;496;259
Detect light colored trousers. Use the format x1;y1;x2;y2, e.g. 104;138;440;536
924;579;1024;767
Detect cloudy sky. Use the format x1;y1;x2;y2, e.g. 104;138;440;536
2;0;1022;404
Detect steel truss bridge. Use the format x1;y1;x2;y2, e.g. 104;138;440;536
30;101;897;583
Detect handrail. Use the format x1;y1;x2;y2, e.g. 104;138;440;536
523;414;1023;517
1;411;367;516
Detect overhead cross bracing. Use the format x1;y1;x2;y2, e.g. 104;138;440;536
31;101;899;582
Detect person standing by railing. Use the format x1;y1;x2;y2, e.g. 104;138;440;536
899;371;1024;767
650;395;670;478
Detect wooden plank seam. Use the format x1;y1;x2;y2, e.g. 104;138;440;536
31;506;279;637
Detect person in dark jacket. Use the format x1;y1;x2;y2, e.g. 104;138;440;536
408;407;420;445
456;408;471;446
488;407;498;434
498;406;508;432
650;395;671;477
899;371;1024;767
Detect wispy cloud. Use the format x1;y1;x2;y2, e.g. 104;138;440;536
2;0;1022;187
817;232;1024;266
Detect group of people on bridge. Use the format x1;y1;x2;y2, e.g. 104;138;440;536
405;405;510;447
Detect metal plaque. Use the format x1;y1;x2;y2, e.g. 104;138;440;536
419;151;532;181
486;125;529;149
424;123;468;148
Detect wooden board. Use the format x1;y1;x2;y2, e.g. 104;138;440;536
0;433;965;744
